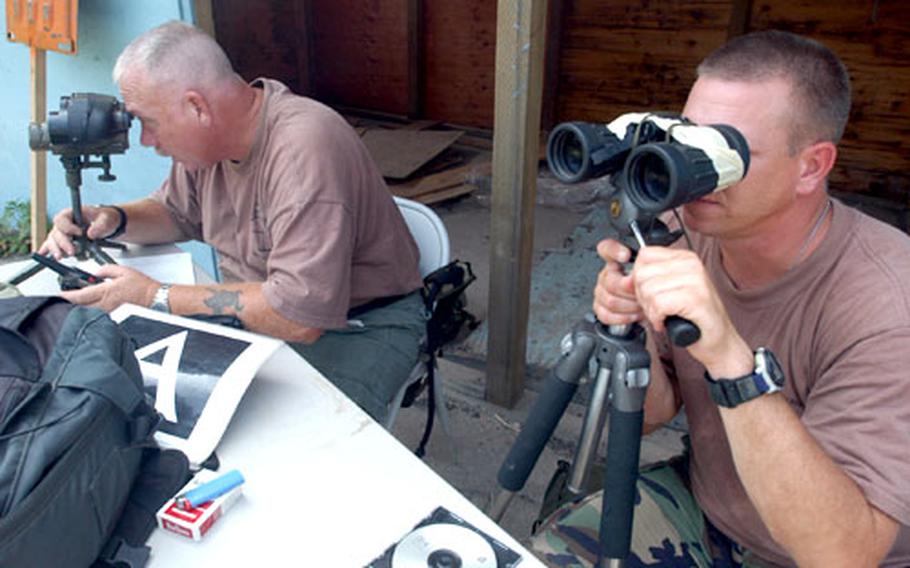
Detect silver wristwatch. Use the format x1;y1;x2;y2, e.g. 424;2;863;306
150;284;172;313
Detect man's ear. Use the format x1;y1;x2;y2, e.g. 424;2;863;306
184;90;212;127
796;141;837;196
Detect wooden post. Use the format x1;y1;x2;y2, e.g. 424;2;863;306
29;46;47;251
486;0;548;407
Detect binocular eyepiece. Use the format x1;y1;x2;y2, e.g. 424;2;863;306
547;113;750;217
29;93;132;157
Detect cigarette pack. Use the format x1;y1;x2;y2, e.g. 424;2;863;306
155;469;243;541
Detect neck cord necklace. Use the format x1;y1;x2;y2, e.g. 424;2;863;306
791;198;831;270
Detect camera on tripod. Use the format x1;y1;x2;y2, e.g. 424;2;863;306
547;112;750;247
8;93;134;289
29;93;132;159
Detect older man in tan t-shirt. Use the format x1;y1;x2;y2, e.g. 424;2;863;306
40;21;424;424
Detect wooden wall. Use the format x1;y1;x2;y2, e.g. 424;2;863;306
212;0;909;204
422;2;497;127
211;1;307;93
750;0;909;202
552;1;730;122
308;0;411;115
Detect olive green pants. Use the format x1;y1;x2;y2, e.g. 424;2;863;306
290;291;426;424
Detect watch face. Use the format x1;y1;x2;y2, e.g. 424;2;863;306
756;348;785;388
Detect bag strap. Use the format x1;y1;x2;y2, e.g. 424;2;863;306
51;307;151;420
94;449;191;568
95;538;150;568
413;353;437;458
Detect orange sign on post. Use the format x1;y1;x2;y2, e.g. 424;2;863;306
6;0;78;54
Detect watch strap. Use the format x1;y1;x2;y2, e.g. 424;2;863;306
705;348;783;408
705;371;769;408
100;204;128;240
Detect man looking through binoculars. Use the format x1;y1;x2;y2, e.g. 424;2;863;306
533;31;909;566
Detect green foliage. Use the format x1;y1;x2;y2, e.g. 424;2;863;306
0;199;33;258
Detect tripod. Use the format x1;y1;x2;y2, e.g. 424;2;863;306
490;220;699;567
9;153;125;288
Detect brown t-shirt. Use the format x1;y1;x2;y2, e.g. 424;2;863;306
151;79;422;329
660;199;910;566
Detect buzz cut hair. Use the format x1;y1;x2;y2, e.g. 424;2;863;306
697;30;851;150
112;20;236;95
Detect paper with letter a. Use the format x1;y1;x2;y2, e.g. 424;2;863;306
110;304;282;467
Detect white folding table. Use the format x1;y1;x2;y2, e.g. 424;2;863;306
145;342;544;567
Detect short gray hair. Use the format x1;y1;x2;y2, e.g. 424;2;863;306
697;30;851;151
112;20;236;94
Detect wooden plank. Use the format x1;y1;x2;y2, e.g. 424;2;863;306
413;183;477;205
410;147;466;176
541;0;566;130
727;0;754;38
457;134;495;150
555;27;727;122
423;1;498;128
193;0;216;37
552;1;732;123
210;1;304;89
361;129;464;179
486;0;548;407
748;0;910;202
310;0;410;114
388;156;491;199
400;119;441;131
407;0;423;118
293;0;314;95
564;0;731;29
29;47;47;251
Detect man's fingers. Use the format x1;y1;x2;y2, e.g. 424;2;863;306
93;264;134;278
596;238;632;263
43;230;75;259
84;207;118;240
59;281;104;304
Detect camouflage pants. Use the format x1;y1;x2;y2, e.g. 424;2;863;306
531;462;774;567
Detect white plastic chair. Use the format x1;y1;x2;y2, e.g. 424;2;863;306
384;197;453;439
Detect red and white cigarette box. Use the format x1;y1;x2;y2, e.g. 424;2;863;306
156;469;243;541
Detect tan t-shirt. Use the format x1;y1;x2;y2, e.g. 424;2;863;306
151;79;422;329
660;199;910;566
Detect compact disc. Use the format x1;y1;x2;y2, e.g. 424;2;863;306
391;523;497;568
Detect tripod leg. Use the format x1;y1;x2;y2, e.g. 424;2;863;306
7;260;45;286
490;328;596;522
598;380;645;566
567;364;612;495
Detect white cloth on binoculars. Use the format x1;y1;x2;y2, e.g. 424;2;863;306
657;199;910;566
150;78;422;330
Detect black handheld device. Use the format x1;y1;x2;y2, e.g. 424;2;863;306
31;253;104;290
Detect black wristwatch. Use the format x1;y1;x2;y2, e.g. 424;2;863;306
704;347;785;408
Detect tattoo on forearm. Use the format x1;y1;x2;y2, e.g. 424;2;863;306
204;288;244;315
